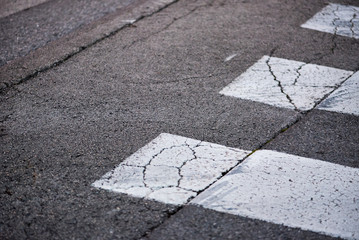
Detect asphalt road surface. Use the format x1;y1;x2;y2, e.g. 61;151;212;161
0;0;140;66
1;0;358;239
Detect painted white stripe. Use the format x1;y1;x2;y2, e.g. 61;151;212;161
318;71;359;116
93;134;359;238
219;56;353;111
225;54;237;62
191;150;359;240
92;133;250;205
120;19;136;24
301;3;359;39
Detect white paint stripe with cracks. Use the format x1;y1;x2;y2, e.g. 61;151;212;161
192;150;359;240
318;71;359;116
93;134;359;239
301;3;359;39
219;56;353;111
92;133;250;205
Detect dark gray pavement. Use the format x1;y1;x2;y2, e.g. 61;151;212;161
144;205;338;240
265;109;359;168
0;0;48;18
1;0;358;239
0;0;140;66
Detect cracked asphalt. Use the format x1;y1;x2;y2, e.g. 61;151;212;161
0;0;139;66
1;0;359;239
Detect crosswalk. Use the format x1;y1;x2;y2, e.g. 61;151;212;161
91;3;359;239
301;3;359;39
2;0;359;239
193;150;359;240
93;133;359;239
93;133;250;205
318;72;359;116
219;55;354;112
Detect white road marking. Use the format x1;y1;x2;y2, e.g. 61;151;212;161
225;54;237;62
120;19;136;24
191;150;359;240
92;133;250;205
219;56;353;111
318;71;359;116
93;133;359;238
301;3;359;39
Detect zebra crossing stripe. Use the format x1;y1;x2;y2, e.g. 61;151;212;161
91;2;359;238
92;133;250;205
219;56;353;111
317;71;359;116
191;150;359;240
93;134;359;239
301;3;359;39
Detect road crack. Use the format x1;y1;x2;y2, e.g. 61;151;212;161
331;6;340;53
176;141;201;189
142;144;187;188
293;63;306;85
349;12;357;38
0;0;181;94
123;1;211;50
265;54;298;111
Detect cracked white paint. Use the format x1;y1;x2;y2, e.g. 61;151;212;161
301;3;359;39
192;150;359;240
93;134;359;238
92;133;250;205
219;56;353;111
318;71;359;116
